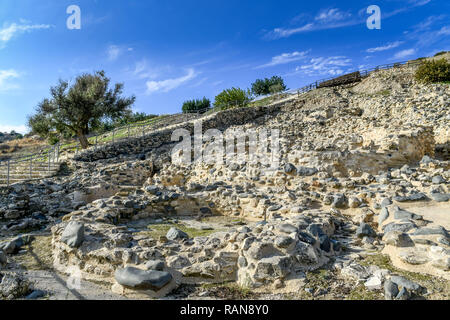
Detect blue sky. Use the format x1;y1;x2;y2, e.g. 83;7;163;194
0;0;449;133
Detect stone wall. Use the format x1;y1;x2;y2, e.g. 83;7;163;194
74;103;285;162
288;125;435;176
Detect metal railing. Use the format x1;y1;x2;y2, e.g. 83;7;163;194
0;58;424;186
294;59;423;95
0;143;60;186
72;111;207;155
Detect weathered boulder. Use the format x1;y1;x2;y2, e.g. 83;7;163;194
378;207;389;225
114;266;173;291
382;231;414;247
0;236;33;255
383;221;417;234
390;276;424;295
0;273;32;299
0;250;7;265
25;289;46;300
432;175;445;184
356;223;376;238
384;280;399;300
431;193;450;202
393;193;427;202
297;166;318;176
144;260;165;271
364;275;383;290
254;256;292;281
61;221;85;248
332;194;347;209
166;227;189;241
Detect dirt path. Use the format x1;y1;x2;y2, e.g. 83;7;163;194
18;269;129;300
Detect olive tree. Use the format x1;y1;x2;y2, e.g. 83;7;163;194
28;71;135;149
251;76;287;96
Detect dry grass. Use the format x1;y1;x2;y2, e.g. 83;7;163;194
12;235;54;271
0;136;47;159
143;222;220;239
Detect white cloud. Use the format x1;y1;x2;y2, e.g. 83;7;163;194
131;59;172;80
265;8;356;39
107;45;122;61
146;68;197;94
315;8;351;22
437;26;450;36
266;1;432;40
212;80;223;86
189;77;208;88
409;15;446;34
294;56;352;76
0;22;51;45
255;51;309;69
404;16;449;47
382;0;432;19
393;48;416;60
107;45;133;61
268;24;314;39
0;69;20;91
366;41;404;53
133;59;151;78
0;124;28;134
409;0;431;6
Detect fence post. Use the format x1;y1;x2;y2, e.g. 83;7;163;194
7;160;10;187
30;155;33;179
48;149;51;174
142;125;145;137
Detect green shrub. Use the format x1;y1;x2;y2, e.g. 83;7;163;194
47;133;60;145
182;97;211;113
96;122;115;134
269;83;285;94
251;76;287;96
115;112;158;125
415;58;450;83
214;87;251;110
434;51;448;57
94;112;158;134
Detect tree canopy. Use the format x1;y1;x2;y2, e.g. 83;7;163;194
251;76;287;96
214;87;251;109
27;71;135;149
182;97;211;113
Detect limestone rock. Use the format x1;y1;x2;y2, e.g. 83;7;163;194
166;227;189;241
384;280;399;300
382;231;414;247
114;266;173;291
61;221;85;248
0;273;32;299
356;223;376;238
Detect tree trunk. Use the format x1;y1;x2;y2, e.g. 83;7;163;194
77;130;89;149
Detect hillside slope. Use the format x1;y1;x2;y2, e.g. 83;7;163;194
0;56;449;300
